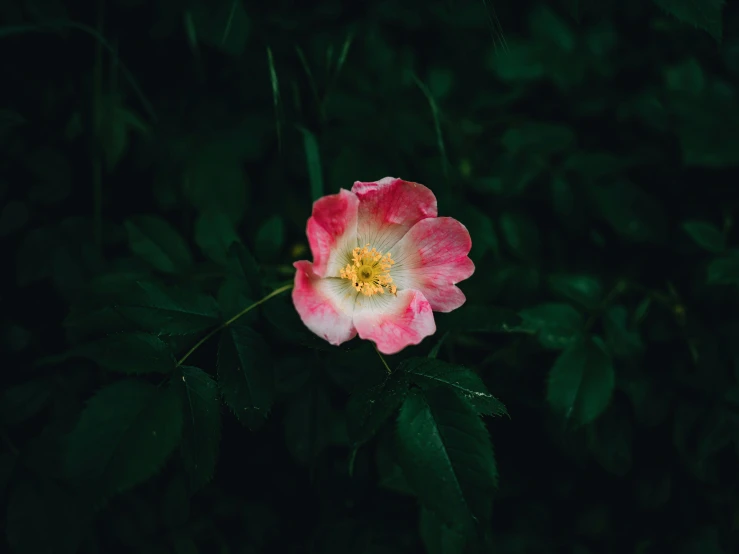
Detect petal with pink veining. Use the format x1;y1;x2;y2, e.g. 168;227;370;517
352;289;436;355
306;189;359;277
292;261;358;345
351;177;437;253
391;217;475;313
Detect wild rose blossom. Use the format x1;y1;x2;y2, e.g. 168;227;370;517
292;177;474;354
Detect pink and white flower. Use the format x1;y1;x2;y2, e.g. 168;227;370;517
292;177;474;355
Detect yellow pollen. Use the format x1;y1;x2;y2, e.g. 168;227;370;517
339;244;398;297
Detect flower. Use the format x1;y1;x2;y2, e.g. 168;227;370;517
292;177;474;355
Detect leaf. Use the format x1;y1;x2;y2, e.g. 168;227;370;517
255;215;285;262
124;215;193;273
501;122;575;157
519;303;584;349
73;332;175;374
590;181;667;244
194;211;241;266
183;145;247;224
116;281;221;336
345;370;410;447
664;58;705;95
396;387;497;534
419;507;468;554
588;403;633;476
706;255;739;284
190;0;251;56
464;206;500;261
529;6;575;52
603;305;644;357
178;366;221;491
0;377;54;428
217;277;259;322
298;126;324;201
66;379;183;496
399;357;507;417
681;220;725;253
217;324;274;428
548;274;603;310
227;242;262;296
283;385;331;464
652;0;725;41
441;304;523;335
499;211;540;263
547;335;615;426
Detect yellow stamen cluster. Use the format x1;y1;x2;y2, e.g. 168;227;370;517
340;244;397;297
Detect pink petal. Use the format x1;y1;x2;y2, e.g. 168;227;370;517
351;177;438;252
292;260;357;346
352;289;436;355
306;189;359;277
392;217;475;312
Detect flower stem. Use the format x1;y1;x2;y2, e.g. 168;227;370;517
176;282;294;367
373;343;392;374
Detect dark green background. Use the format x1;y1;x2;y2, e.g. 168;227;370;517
2;0;739;552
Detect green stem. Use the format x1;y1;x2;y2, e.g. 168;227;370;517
374;343;392;374
176;282;294;367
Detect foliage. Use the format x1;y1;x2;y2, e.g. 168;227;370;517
2;0;739;553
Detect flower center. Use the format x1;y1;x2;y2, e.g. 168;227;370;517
339;244;397;297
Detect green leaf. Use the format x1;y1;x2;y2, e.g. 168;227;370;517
73;332;175;374
124;215;193;273
298;126;324;201
183;146;247;224
563;152;627;182
399;357;507;417
499;211;540;263
0;377;54;428
116;281;221;336
255;215;285;262
489;42;544;82
529;5;575;52
519;303;584;349
706;255;739;284
548;274;603;310
590;181;667;244
419;507;468;554
346;370;409;447
588;403;632;477
178;366;221;491
66;379;183;496
547;335;615;426
227;242;262;296
194;211;241;266
396;387;497;534
441;304;523;335
682;221;726;253
501;122;575;157
603;305;644;357
190;0;251;56
217;277;259;322
217;324;274;429
652;0;725;41
376;431;413;496
283;385;332;464
664;58;705;95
